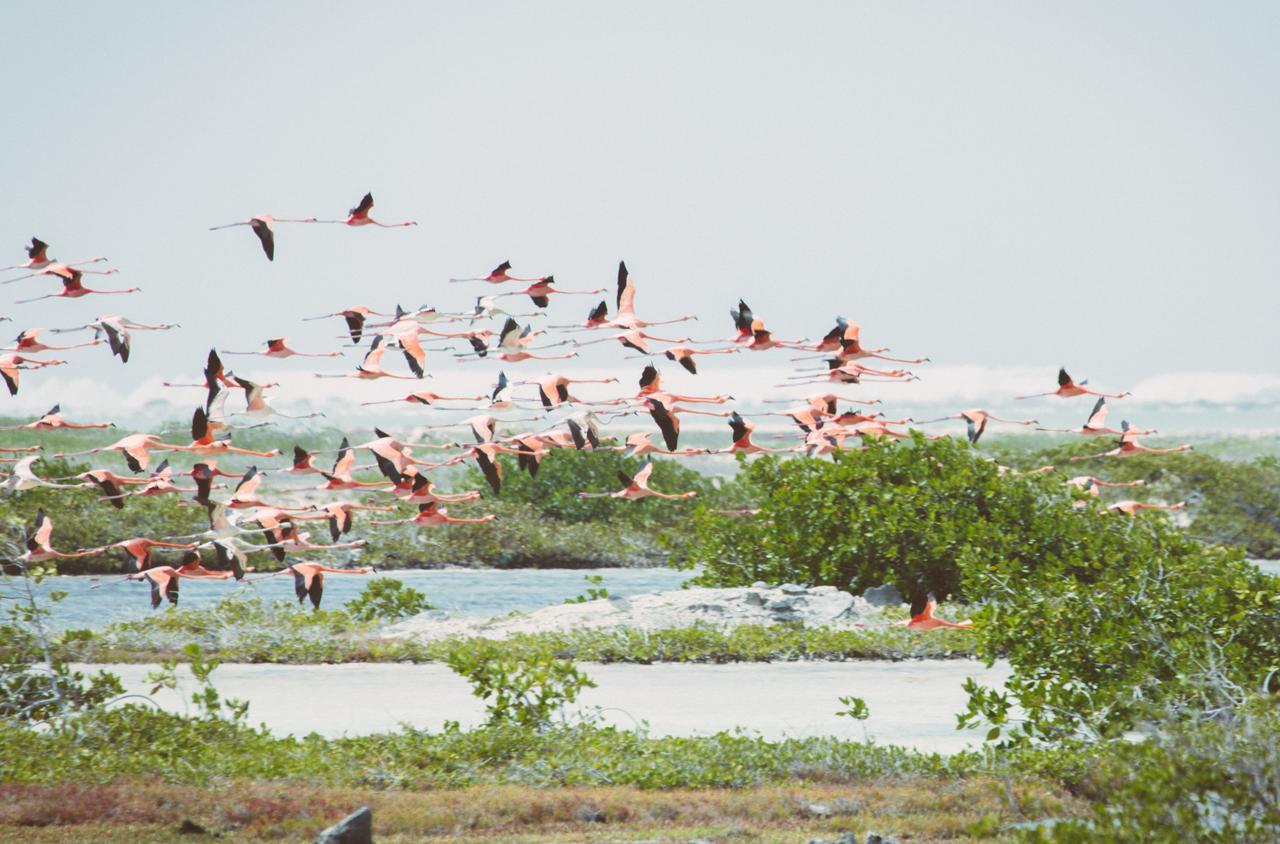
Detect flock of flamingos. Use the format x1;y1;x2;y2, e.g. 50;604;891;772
0;193;1192;624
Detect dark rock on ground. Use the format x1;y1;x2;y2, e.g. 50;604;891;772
315;806;372;844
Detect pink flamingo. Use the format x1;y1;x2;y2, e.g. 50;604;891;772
449;260;546;284
1;403;113;431
303;306;392;345
604;261;696;330
577;458;698;501
0;353;65;395
209;214;323;261
1036;398;1155;437
896;594;973;631
224;338;341;359
15;268;139;304
19;510;104;565
6;328;102;354
1107;500;1187;516
370;501;498;527
330;192;417;227
1071;431;1192;461
1016;368;1131;400
914;409;1037;445
315;335;420;381
497;276;605;308
712;412;798;455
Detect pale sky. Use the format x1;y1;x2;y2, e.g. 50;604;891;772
2;2;1278;427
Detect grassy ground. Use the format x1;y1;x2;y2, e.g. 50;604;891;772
0;779;1082;842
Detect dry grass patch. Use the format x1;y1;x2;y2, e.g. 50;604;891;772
0;778;1083;842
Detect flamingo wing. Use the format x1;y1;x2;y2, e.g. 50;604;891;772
249;218;275;261
349;192;374;218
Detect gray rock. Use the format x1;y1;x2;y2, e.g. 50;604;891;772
862;584;904;607
315;806;372;844
865;833;898;844
766;598;798;612
806;802;831;817
779;582;809;594
742;591;765;606
751;581;770;589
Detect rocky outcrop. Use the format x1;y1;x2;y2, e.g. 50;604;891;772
315;806;372;844
384;583;879;641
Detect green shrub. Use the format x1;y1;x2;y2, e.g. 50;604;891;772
443;638;596;729
343;578;433;622
682;436;1063;605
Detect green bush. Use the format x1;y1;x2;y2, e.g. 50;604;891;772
343;577;433;621
992;440;1280;559
682;436;1063;605
443;638;596;729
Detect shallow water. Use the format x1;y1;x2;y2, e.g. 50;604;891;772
76;659;1012;753
34;567;693;632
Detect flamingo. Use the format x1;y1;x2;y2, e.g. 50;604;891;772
604;262;696;330
785;359;915;386
108;536;199;572
56;433;187;473
1070;431;1192;461
226;466;304;509
1;239;110;275
19;510;104;565
316;335;420;381
1036;398;1156;437
127;562;233;609
515;374;620;409
266;522;367;554
231;376;325;422
0;404;113;431
258;562;371;610
449;260;546;284
1066;476;1146;497
463;295;544;322
303;306;391;345
185;406;285;457
112;460;202;501
224;338;341;359
310;500;396;541
1;456;84;494
3;260;118;286
331;192;417;227
660;344;738;374
550;300;612;331
317;438;395;492
577;458;698;500
6;328;103;354
209;214;323;261
635;365;732;404
616;431;707;458
497;276;605;308
896;594;973;630
70;468;150;508
361;389;487;408
713;412;797;456
15;268;139;304
370;500;498;527
913;409;1038;445
395;472;482;506
1016;368;1132;400
0;354;66;395
1107;500;1187;516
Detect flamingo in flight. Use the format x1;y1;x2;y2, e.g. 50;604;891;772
303;306;391;345
0;404;113;431
1107;499;1187;516
550;299;612;331
316;335;421;381
1016;368;1131;400
362;389;487;408
224;338;342;359
19;510;103;565
249;562;371;610
515;373;620;409
1066;476;1145;503
0;238;107;274
713;412;797;455
209;214;324;261
317;438;394;492
497;276;605;309
460;318;577;363
0;354;66;395
3;258;115;285
897;594;974;631
577;458;698;500
463;295;544;322
56;433;188;473
308;500;396;541
634;364;731;405
449;260;546;284
370;500;498;528
15;268;139;304
913;409;1038;445
615;431;707;458
127;560;233;609
232;376;325;422
575;329;697;355
69;468;150;508
1036;398;1155;437
605;261;696;330
2;456;85;494
328;192;417;228
1071;430;1192;461
6;328;102;354
660;345;738;374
